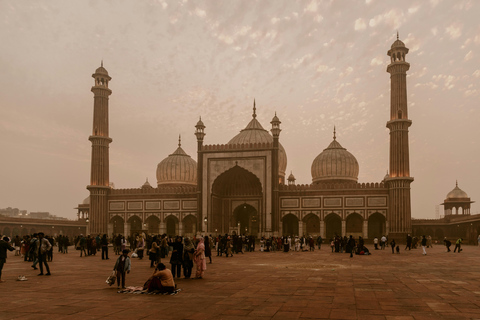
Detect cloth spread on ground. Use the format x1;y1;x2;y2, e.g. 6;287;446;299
117;286;181;295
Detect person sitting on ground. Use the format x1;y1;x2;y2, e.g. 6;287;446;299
144;263;175;293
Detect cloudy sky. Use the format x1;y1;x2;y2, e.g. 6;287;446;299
0;0;478;220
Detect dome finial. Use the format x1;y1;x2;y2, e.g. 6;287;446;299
397;30;399;40
178;134;181;147
101;59;103;67
253;99;257;119
333;126;336;140
456;180;458;187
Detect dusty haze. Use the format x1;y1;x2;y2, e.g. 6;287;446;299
0;0;478;219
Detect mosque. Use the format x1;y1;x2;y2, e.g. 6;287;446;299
76;36;476;242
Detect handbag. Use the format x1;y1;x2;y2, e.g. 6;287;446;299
106;270;116;286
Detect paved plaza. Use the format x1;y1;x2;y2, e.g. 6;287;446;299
1;244;480;320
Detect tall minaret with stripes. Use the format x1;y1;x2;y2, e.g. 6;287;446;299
87;62;112;235
385;34;414;240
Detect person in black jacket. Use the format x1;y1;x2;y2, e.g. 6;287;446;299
101;234;109;260
0;236;15;283
169;236;184;278
347;235;356;258
443;238;452;252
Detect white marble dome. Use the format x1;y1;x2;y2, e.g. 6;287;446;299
156;139;197;187
311;134;359;184
446;182;469;199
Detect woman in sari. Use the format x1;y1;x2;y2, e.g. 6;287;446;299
194;237;206;279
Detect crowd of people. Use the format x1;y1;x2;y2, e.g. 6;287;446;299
0;230;475;288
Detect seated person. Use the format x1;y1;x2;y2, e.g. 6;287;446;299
144;263;175;293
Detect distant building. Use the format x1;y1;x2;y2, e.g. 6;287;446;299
29;212;50;219
78;36;417;240
0;207;27;217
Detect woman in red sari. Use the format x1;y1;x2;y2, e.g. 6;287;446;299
194;238;206;279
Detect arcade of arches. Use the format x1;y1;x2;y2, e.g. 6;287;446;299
280;212;387;240
107;214;198;237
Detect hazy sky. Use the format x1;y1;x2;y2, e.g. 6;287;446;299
1;0;479;220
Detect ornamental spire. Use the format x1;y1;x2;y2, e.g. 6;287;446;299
178;134;181;147
253;99;256;119
397;30;399;40
333;126;336;140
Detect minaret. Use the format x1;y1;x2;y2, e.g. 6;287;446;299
87;62;112;235
195;117;206;233
385;34;414;240
270;110;281;236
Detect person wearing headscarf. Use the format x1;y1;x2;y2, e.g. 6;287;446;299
183;237;195;279
204;235;212;264
194;237;206;279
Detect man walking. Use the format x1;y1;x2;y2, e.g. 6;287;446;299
37;232;52;276
444;238;451;252
421;235;427;255
0;237;15;283
454;238;463;253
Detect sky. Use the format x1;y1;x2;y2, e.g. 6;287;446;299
0;0;479;220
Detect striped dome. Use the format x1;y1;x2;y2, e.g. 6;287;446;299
311;135;359;184
156;140;197;187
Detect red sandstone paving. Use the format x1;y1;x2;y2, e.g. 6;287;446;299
1;246;480;319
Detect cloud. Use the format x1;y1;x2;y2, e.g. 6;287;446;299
194;8;206;18
431;27;438;36
472;70;480;78
464;50;473;61
369;9;405;29
445;23;462;39
370;57;384;66
408;5;420;14
304;1;318;13
314;15;323;23
354;18;366;31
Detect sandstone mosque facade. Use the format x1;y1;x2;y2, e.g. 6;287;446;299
78;37;436;240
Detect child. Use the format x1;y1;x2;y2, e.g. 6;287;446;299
114;249;131;289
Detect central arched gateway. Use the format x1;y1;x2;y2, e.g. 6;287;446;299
210;165;263;236
233;203;259;235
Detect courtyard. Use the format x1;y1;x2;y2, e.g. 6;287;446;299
1;244;480;320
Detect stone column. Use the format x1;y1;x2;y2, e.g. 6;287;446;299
159;221;166;235
179;221;183;236
298;221;303;236
124;223;130;237
363;220;368;238
341;220;346;237
320;221;325;238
